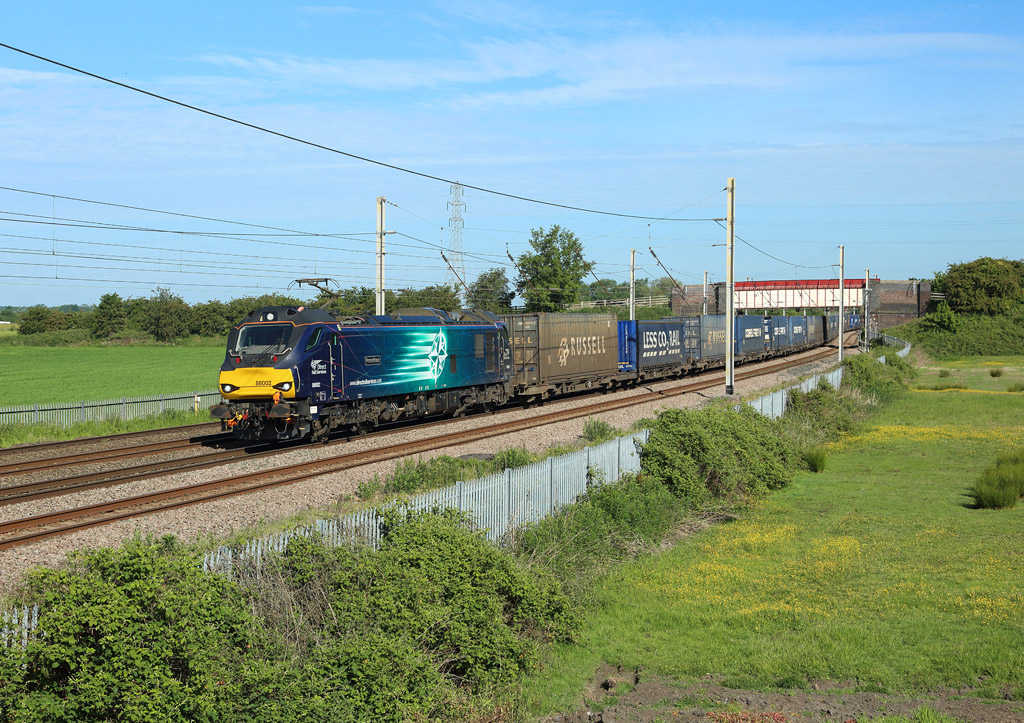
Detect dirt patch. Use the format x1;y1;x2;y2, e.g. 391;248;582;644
546;668;1024;722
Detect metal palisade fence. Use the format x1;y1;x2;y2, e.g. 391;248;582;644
1;605;39;652
203;431;649;575
0;390;221;427
745;368;845;421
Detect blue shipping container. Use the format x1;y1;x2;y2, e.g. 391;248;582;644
771;316;790;351
790;315;807;345
735;315;768;356
637;320;687;369
617;320;637;372
699;315;728;361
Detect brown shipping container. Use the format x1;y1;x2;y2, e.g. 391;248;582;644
502;313;619;390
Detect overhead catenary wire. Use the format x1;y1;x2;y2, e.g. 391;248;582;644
0;43;721;223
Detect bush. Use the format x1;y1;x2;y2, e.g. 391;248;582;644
582;417;619;443
640;406;795;503
1;535;254;722
779;382;859;448
516;473;686;595
842;353;916;402
990;367;1005;377
1008;382;1024;393
892;309;1024;358
938;369;951;378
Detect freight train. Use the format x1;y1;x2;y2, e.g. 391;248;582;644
210;306;850;441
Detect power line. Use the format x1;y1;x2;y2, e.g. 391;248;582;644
0;43;720;223
713;220;835;270
0;184;370;239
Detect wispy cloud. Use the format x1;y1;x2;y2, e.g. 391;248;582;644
195;30;1023;109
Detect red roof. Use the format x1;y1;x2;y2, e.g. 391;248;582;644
735;279;879;290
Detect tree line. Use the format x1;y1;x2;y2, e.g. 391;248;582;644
9;224;685;340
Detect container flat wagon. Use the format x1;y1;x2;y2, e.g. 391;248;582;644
502;313;619;400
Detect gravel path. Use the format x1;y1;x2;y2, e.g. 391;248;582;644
0;346;852;596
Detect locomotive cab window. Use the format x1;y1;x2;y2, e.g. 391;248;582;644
236;323;291;353
474;333;485;358
304;327;322;351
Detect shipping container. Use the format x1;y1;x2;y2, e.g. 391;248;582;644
771;315;790;351
827;314;839;341
637;320;688;369
735;315;769;357
807;316;825;346
699;315;728;362
846;314;860;331
502;313;619;393
789;315;807;346
617;320;637;372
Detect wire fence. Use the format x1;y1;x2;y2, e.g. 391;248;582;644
0;390;220;427
4;332;912;650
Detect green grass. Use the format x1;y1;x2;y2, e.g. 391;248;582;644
523;361;1024;717
913;357;1024;395
0;345;226;405
0;410;215;448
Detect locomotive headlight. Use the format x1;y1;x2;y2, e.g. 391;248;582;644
221;384;237;393
273;382;292;392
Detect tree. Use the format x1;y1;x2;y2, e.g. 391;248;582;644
147;288;189;342
467;268;514;313
90;293;128;339
942;257;1024;316
188;301;231;337
392;285;460;311
515;226;594;312
16;305;53;335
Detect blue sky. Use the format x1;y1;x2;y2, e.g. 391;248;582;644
1;1;1022;306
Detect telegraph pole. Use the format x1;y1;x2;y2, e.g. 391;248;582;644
725;178;735;395
375;196;386;315
838;245;845;363
629;249;636;321
863;268;870;352
702;270;708;315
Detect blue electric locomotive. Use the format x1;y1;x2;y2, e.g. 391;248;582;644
211;306;511;441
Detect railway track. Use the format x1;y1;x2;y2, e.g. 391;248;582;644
0;343;847;550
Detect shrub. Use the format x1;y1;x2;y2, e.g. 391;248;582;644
842;354;916;402
582;417;619;443
1;535;254;721
640;406;794;503
491;446;535;471
516;473;686;595
1008;382;1024;393
802;448;828;473
990;367;1005;377
938;369;952;378
779;382;859;448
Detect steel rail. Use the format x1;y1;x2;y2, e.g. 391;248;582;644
0;343;846;550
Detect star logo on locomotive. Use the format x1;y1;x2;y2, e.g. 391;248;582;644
427;329;448;380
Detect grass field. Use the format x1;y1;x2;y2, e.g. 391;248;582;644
0;346;226;405
524;357;1024;717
